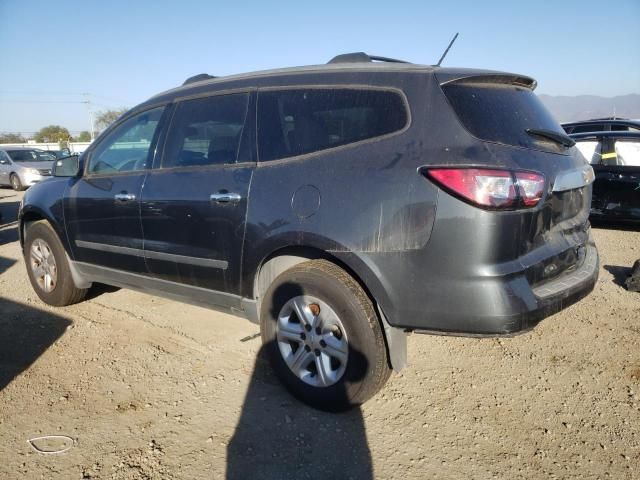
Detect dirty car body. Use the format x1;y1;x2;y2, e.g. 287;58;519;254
18;57;599;407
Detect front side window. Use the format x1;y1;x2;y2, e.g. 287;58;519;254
87;107;164;175
162;93;249;168
258;88;408;162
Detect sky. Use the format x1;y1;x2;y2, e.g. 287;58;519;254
1;0;639;135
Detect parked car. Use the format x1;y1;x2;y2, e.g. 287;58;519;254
18;53;599;410
0;148;55;190
570;130;640;223
562;118;640;134
46;148;73;159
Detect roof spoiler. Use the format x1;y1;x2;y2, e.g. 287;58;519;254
439;73;537;90
328;52;410;64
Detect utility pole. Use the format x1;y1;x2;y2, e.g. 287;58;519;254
82;93;96;141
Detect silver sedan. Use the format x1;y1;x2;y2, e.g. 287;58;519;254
0;148;56;190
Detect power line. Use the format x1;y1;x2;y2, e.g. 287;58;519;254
0;91;134;104
0;100;87;104
0;99;113;108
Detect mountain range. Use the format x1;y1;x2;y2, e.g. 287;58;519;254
538;94;640;123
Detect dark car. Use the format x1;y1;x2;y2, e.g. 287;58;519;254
18;53;599;410
47;148;73;159
571;130;640;223
562;118;640;134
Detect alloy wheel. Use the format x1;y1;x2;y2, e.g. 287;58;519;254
30;238;58;293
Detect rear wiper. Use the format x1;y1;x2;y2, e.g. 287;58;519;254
525;128;576;148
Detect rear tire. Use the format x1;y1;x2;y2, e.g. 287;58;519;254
10;174;24;191
260;259;391;411
24;221;88;306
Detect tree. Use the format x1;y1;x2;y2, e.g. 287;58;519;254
95;108;128;132
75;131;92;142
34;125;71;143
0;133;27;144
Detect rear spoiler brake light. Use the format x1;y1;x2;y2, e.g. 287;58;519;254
438;74;537;90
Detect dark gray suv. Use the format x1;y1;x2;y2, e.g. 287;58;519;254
19;53;598;410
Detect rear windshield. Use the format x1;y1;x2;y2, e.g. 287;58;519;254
442;82;566;153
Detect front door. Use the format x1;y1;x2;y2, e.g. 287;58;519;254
0;151;11;185
140;92;254;303
65;106;166;274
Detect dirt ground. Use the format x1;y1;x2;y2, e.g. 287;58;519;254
0;190;639;480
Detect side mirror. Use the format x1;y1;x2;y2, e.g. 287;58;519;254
53;155;81;177
0;159;8;165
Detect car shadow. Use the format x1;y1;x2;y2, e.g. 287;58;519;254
84;283;121;300
0;200;20;246
226;281;374;480
603;264;632;288
0;255;17;274
0;297;72;392
591;219;640;232
226;345;373;480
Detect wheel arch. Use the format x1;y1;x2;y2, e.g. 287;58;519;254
21;212;91;289
20;206;70;253
251;245;407;371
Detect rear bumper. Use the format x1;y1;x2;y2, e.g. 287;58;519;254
391;241;599;336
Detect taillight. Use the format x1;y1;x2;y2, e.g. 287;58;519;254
423;168;545;210
514;171;545;207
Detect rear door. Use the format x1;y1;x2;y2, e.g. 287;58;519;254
595;136;640;218
140;91;254;304
65;106;166;274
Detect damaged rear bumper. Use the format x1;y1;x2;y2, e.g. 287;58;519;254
406;242;599;336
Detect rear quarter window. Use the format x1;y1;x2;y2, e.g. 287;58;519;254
258;88;408;162
442;81;567;153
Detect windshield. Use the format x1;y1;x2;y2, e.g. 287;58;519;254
7;150;56;162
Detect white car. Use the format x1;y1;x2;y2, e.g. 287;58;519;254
0;148;56;190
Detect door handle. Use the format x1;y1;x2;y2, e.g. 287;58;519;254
210;193;242;204
115;193;136;202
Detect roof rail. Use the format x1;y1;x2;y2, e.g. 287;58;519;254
182;73;216;86
327;52;410;64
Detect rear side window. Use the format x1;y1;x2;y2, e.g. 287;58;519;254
442;82;566;153
258;88;408;161
162;93;249;168
572;124;606;133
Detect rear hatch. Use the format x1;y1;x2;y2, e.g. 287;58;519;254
435;73;595;287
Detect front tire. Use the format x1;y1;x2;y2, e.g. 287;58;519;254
10;174;24;191
260;260;391;411
24;221;88;306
